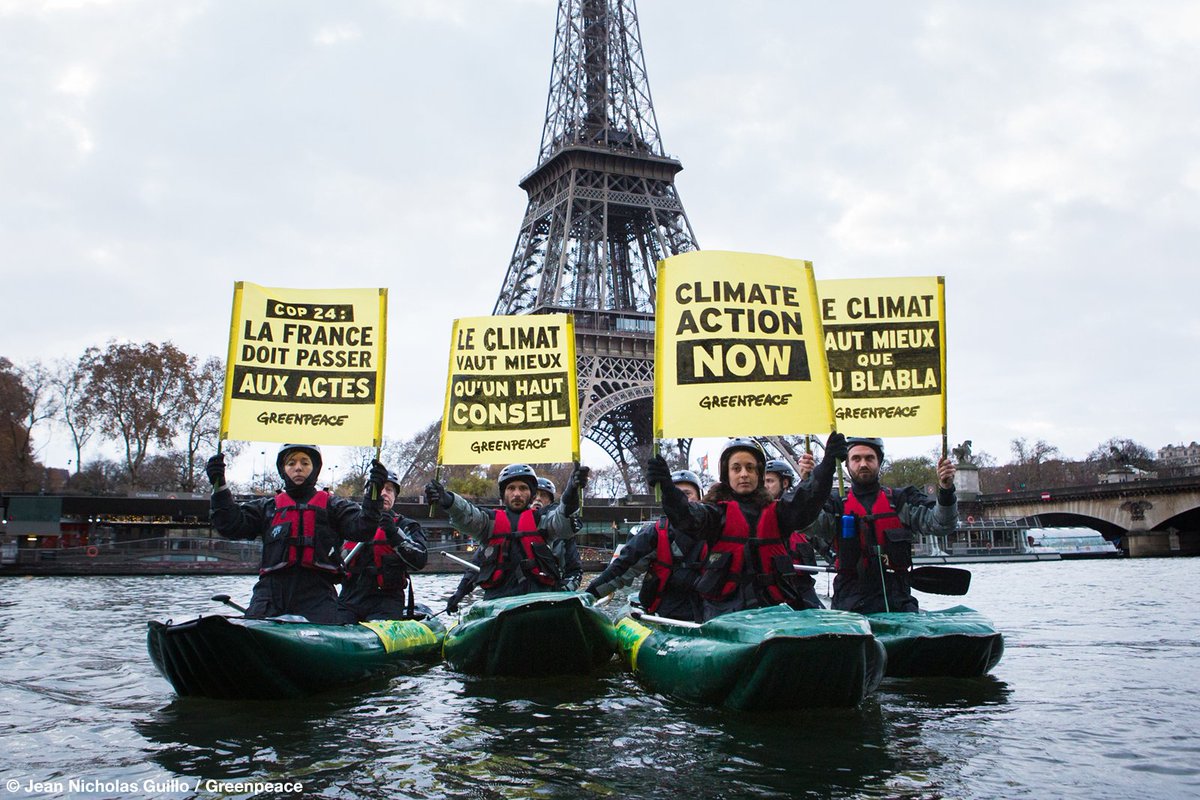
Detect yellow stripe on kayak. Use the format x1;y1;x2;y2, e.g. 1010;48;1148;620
614;617;653;673
360;619;438;654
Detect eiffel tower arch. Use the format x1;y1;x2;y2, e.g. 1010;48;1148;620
493;0;700;490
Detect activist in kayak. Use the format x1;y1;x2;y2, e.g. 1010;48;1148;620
205;444;387;623
763;456;825;610
532;476;584;593
809;436;958;614
645;433;847;621
424;462;590;599
585;469;709;622
337;468;432;622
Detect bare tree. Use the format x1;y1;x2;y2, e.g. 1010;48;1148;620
176;356;227;491
1086;437;1155;470
881;456;937;490
329;445;378;495
390;420;442;494
81;341;193;487
1008;437;1063;489
588;464;628;498
69;458;128;494
53;356;96;474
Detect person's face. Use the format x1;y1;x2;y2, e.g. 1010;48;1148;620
675;482;700;502
847;446;881;484
763;472;790;500
381;482;397;511
283;452;313;484
504;481;532;511
726;451;761;495
533;490;554;509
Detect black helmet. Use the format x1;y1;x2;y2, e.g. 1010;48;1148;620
765;459;797;484
846;437;884;461
536;477;556;500
719;437;766;485
670;469;702;497
383;470;402;493
275;444;323;481
498;463;538;494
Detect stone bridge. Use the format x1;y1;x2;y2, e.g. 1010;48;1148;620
974;475;1200;556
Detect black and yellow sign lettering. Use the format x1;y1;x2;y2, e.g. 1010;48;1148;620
221;282;387;446
654;251;834;438
817;277;946;437
439;314;579;464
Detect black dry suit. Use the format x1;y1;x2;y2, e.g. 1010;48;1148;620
210;451;380;623
812;482;958;614
338;513;430;622
587;518;708;622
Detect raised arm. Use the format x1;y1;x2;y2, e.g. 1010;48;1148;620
645;455;721;537
777;433;847;532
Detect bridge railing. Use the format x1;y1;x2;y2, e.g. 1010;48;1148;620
980;473;1200;503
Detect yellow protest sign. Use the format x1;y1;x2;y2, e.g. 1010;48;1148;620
220;282;387;446
438;314;580;465
817;276;946;437
654;251;834;438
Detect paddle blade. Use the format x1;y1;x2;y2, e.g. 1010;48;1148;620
910;566;971;596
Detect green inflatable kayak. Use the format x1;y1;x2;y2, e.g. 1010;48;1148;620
147;614;446;699
615;606;887;711
442;591;617;677
867;605;1004;678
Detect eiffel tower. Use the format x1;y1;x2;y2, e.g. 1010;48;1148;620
493;0;700;488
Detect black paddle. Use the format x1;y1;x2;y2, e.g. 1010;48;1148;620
796;563;971;596
211;594;248;613
908;566;971;596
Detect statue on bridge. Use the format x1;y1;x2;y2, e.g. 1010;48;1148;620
952;440;975;466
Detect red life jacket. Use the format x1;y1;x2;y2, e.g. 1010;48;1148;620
839;488;904;574
477;509;556;589
787;530;817;565
262;490;340;577
641;517;708;613
699;501;792;603
342;528;410;591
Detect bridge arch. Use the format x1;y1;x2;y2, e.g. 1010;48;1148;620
1154;505;1200;533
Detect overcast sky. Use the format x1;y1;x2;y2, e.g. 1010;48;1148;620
4;0;1199;481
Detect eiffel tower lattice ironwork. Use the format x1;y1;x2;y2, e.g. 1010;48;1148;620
493;0;699;486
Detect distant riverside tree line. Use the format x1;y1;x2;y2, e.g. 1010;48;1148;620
0;341;1182;497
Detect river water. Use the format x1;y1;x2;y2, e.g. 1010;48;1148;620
1;559;1197;799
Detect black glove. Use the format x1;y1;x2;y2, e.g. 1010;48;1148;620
813;432;848;484
824;432;848;462
646;456;688;519
205;453;226;490
367;459;388;495
645;455;672;490
561;465;590;515
424;480;454;509
445;594;461;614
584;583;601;599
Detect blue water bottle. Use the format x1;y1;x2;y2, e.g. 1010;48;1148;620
841;514;856;539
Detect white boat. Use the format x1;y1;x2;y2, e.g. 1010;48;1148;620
1023;527;1123;559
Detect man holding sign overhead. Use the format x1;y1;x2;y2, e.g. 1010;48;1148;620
810;437;957;614
425;463;589;600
